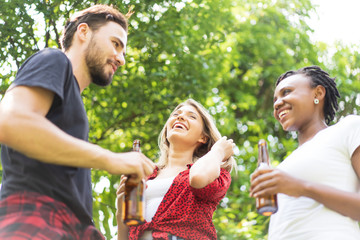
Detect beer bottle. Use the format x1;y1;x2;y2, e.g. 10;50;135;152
123;140;146;226
256;139;278;216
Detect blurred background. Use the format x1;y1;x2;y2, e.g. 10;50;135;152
0;0;359;239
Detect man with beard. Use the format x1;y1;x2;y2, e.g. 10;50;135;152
0;4;155;239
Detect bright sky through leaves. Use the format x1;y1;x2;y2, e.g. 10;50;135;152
309;0;360;45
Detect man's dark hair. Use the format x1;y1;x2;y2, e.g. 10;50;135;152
276;65;340;124
60;4;129;51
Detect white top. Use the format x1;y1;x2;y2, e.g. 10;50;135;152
269;115;360;240
145;176;176;222
140;176;175;240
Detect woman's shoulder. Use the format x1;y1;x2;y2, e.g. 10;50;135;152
327;115;360;137
336;115;360;127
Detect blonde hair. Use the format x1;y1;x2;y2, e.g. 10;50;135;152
157;99;236;172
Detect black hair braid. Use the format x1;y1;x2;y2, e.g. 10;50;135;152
276;66;340;124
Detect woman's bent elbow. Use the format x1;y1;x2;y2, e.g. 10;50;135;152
189;174;211;189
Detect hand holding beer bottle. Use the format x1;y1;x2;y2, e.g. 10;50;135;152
254;139;278;216
122;140;146;226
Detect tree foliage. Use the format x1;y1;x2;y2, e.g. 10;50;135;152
0;0;359;239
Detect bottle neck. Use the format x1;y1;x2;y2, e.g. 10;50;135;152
258;162;270;170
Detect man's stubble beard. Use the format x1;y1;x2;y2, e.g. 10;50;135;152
85;36;113;87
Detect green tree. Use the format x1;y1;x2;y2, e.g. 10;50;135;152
0;0;359;239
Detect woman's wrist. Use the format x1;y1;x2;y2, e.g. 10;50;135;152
209;148;226;163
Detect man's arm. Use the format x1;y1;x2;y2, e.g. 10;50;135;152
0;86;155;181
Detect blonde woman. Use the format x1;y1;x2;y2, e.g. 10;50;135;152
117;99;236;240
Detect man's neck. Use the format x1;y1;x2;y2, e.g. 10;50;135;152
64;49;91;93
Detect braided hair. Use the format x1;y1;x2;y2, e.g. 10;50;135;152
276;66;340;125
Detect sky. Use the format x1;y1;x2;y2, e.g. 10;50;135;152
308;0;360;45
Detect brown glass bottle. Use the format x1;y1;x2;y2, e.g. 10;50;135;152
256;139;278;216
123;140;145;226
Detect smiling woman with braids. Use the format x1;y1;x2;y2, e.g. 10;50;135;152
250;66;360;239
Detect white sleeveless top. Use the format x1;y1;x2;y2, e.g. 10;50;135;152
140;176;176;240
145;176;176;221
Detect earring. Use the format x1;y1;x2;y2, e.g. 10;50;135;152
314;99;319;105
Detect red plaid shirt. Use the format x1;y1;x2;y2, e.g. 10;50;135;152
0;192;104;240
128;164;231;240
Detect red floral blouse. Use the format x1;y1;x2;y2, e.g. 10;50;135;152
128;164;231;240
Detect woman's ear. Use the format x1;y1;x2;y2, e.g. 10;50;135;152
199;135;208;144
315;85;326;101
